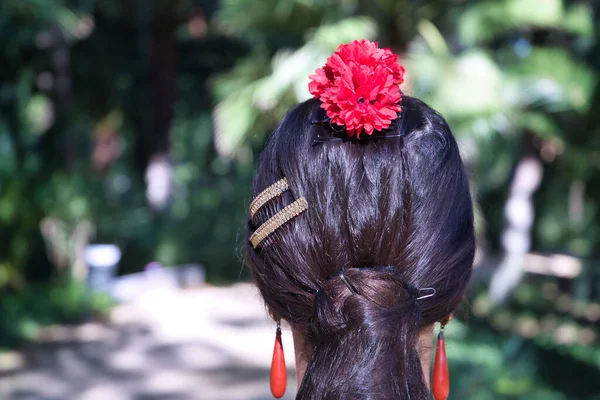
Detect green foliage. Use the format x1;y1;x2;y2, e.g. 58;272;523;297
0;0;252;286
460;276;600;399
212;16;377;159
0;278;113;348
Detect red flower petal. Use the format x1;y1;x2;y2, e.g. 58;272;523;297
308;40;405;137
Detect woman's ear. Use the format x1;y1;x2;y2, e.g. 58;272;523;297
268;308;279;322
441;313;453;325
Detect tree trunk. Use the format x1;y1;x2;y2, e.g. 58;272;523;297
138;16;178;210
489;153;544;303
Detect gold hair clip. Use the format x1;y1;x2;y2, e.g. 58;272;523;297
250;197;308;248
249;178;289;220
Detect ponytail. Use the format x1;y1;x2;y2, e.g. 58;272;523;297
297;267;430;399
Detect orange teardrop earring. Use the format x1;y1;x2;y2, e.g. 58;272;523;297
270;319;287;399
432;323;449;400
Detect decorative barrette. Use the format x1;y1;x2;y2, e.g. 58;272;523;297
249;197;308;249
308;39;405;138
249;178;289;221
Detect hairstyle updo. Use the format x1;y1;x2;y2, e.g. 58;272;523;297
246;95;475;399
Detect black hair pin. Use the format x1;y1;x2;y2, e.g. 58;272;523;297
312;133;404;146
311;116;404;146
338;271;358;294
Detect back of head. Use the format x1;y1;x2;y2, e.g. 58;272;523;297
246;50;475;399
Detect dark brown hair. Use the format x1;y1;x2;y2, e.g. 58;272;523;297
246;95;475;399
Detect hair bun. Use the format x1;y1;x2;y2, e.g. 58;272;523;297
310;267;421;342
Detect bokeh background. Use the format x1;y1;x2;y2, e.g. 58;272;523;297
1;0;600;399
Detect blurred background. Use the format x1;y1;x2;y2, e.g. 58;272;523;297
1;0;600;399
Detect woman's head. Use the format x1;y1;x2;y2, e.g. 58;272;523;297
246;96;475;398
246;41;475;399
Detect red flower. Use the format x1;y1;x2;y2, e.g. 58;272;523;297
308;39;405;137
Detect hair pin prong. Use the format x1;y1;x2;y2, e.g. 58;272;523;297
416;287;436;300
339;271;357;294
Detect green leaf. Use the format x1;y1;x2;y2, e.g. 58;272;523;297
458;0;563;45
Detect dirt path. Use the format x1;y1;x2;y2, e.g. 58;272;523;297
0;284;297;400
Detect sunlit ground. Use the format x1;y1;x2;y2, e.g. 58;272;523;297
0;284;297;400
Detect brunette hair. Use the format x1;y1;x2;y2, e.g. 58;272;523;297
246;95;475;399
